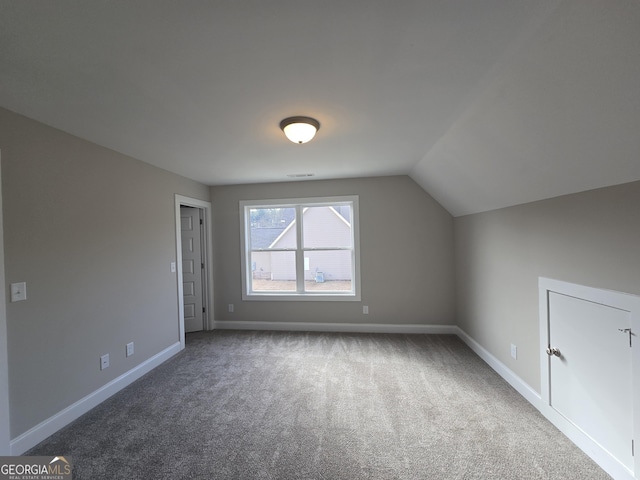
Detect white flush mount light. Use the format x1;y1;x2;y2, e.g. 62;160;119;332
286;173;315;178
280;116;320;144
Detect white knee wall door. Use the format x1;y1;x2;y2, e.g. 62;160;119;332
539;278;640;480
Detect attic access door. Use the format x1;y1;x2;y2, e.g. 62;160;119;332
540;278;640;480
549;292;632;470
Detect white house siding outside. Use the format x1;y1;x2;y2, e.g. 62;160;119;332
251;251;272;279
251;206;352;282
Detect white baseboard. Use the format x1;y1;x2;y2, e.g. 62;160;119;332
10;342;182;455
213;320;458;335
453;327;542;407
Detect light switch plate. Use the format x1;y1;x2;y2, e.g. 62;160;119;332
10;282;27;302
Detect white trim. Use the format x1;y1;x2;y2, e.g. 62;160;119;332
0;150;10;456
539;277;640;312
175;195;214;347
214;320;457;335
10;342;181;455
239;292;361;302
538;277;640;480
454;326;542;407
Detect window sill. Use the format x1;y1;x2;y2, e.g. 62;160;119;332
242;292;361;302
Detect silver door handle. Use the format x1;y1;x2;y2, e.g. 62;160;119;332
546;347;561;357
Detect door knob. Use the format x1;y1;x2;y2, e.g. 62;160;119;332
546;347;561;357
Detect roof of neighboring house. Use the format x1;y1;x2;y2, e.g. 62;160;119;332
251;206;351;249
333;205;350;223
269;206;351;248
251;228;287;249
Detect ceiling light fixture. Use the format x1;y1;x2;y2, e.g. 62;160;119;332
279;116;320;144
286;173;315;178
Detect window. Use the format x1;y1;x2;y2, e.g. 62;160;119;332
240;196;360;300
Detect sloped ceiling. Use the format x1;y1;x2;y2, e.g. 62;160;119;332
1;0;639;216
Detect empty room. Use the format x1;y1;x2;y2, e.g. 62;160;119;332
0;1;639;479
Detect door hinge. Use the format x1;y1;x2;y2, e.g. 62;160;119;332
202;307;206;313
200;219;203;225
201;262;205;270
632;439;635;457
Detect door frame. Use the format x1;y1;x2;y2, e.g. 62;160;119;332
175;195;214;349
0;150;11;455
539;277;640;480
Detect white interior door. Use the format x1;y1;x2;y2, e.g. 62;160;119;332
548;291;633;472
180;206;204;333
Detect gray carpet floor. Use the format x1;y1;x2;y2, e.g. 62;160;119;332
27;331;610;479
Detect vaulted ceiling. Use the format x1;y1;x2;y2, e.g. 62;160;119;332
1;0;639;216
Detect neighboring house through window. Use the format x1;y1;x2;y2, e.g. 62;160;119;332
240;196;360;300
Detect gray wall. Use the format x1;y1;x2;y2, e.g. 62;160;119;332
454;180;640;390
211;176;456;325
0;108;210;438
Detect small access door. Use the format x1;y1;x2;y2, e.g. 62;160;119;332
547;291;633;473
180;206;204;333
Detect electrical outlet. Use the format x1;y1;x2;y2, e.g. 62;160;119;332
363;305;369;314
510;344;517;359
228;304;234;313
126;342;134;357
100;354;110;370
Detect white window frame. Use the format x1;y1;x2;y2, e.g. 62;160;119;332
240;195;361;301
